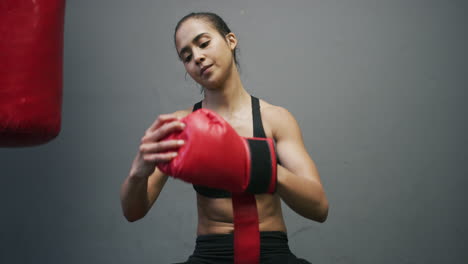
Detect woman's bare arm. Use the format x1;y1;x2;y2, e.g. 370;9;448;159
120;111;189;222
120;164;169;222
267;106;329;222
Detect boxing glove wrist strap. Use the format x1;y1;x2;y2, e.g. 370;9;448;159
244;138;278;194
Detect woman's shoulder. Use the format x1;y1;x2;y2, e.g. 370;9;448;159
258;98;295;122
257;98;300;140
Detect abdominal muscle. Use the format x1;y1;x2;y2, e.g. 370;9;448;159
196;192;287;235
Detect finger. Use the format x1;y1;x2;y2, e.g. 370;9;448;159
143;152;178;163
140;140;185;153
144;120;186;142
147;114;179;133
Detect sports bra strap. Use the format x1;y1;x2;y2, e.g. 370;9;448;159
251;96;266;138
193;101;202;111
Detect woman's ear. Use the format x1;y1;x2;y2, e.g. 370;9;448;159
225;32;237;51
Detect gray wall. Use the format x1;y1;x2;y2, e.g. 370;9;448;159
1;0;467;263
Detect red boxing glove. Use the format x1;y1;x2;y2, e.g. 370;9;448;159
157;108;277;194
0;0;65;147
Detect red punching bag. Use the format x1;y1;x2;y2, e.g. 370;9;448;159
0;0;65;147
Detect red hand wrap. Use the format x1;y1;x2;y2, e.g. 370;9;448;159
233;193;260;264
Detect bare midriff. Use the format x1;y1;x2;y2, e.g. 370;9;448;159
196;192;287;235
191;100;286;235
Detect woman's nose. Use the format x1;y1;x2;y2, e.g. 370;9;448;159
193;50;205;65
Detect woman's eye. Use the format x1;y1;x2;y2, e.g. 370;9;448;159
200;41;210;48
184;54;192;63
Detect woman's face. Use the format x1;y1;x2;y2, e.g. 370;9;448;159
175;18;237;89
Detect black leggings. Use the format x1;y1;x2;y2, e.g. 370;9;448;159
174;231;311;264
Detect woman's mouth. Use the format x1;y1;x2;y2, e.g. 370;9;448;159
200;65;213;76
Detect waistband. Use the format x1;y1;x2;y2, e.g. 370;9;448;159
193;231;291;257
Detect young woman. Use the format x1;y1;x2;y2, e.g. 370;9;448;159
120;12;329;264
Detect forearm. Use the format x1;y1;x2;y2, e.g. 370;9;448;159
120;173;150;222
276;165;329;222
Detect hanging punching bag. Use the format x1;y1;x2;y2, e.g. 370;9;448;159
0;0;65;147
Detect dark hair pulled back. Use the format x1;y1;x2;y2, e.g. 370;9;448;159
174;12;239;68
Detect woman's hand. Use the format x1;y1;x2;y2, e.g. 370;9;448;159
130;113;186;179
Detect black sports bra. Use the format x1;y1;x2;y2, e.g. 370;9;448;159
192;95;268;198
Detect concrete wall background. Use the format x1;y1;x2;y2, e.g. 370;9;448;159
1;0;467;263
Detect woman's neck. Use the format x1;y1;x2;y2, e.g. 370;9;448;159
202;66;250;116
